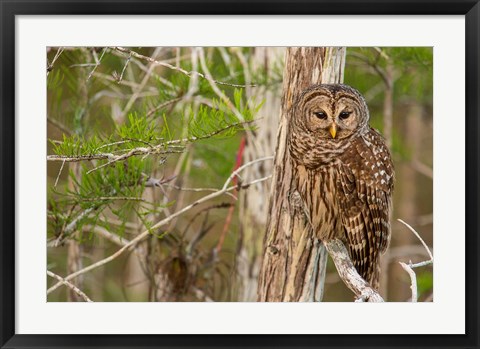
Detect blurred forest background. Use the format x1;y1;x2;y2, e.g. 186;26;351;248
47;47;433;302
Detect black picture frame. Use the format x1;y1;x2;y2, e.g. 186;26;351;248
1;1;479;348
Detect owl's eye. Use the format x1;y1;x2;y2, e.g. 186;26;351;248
339;111;351;120
313;111;327;120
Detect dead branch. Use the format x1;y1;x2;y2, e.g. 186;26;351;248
397;219;434;302
399;262;418;302
46;47;64;75
324;239;384;302
47;270;93;302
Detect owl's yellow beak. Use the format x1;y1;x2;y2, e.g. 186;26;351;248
329;124;337;139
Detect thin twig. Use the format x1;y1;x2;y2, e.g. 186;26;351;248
84;225;131;247
47;47;64;75
93;71;154;90
221;155;273;191
47;117;71;136
120;48;162;119
117;51;132;83
47;270;93;302
54;160;66;188
113;46;255;88
397;219;433;261
184;47;200;100
87;47;107;82
163;183;237;200
397;219;434;302
54;207;96;247
146;97;183;118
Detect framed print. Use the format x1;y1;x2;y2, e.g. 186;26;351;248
1;0;479;348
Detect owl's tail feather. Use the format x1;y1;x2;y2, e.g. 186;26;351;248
365;263;381;291
351;251;381;291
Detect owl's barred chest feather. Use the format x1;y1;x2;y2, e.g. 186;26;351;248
294;164;344;241
291;130;393;241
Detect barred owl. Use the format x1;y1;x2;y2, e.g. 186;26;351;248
288;84;394;290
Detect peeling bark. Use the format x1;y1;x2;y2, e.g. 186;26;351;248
257;47;346;302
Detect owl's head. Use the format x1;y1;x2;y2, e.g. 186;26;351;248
295;84;369;140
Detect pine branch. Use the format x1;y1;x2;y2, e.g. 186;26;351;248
47;120;256;171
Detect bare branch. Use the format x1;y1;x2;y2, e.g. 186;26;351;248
146;97;183;118
84;225;130;247
221;156;274;191
397;219;433;262
87;47;108;82
47;47;64;75
54;160;66;188
399;262;418;302
324;239;384;302
163;183;236;199
47;270;93;302
53;207;96;247
116;50;132;83
120;47;163;119
397;219;434;302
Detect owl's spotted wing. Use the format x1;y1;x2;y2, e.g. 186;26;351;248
337;128;394;289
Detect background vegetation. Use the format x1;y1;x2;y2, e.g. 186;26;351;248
47;47;433;302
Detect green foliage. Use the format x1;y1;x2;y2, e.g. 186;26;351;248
192;136;241;184
416;270;433;299
51;134;102;157
47;69;65;91
117;113;159;143
47;48;262;249
187;90;259;140
346;47;433;103
48;155;151;239
47;47;433;302
345;47;433;161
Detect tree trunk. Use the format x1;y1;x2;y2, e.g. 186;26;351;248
257;47;346;302
236;47;285;301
